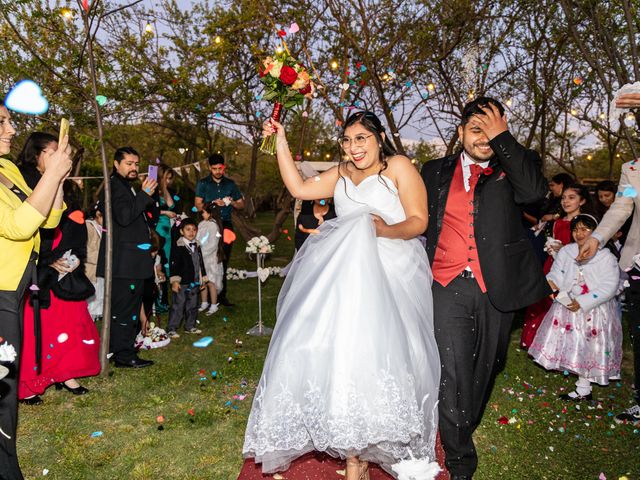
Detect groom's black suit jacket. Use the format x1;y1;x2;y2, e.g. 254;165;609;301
421;130;551;312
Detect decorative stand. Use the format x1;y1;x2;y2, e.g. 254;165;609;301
246;253;273;336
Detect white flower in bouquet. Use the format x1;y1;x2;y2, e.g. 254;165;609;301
0;342;17;363
246;236;273;254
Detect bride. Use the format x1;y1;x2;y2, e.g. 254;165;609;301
243;111;441;480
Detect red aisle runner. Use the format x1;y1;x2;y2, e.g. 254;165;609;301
238;434;449;480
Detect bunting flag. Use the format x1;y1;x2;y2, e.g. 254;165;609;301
67;159;205;181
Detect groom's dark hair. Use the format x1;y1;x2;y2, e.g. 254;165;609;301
460;97;505;125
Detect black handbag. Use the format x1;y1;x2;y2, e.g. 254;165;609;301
51;268;95;301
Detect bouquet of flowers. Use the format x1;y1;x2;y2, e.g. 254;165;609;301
0;341;17;380
259;50;315;154
135;322;170;350
246;235;273;255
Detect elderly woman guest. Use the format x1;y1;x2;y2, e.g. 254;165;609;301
0;105;71;480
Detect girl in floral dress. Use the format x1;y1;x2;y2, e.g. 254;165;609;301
529;214;623;401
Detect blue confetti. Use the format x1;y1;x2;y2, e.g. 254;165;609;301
360;65;367;72
173;195;180;201
623;186;638;198
255;94;262;101
421;92;429;99
225;400;232;406
193;336;214;348
91;431;103;438
256;111;262;118
191;206;198;212
405;81;413;87
211;371;217;378
223;316;228;323
46;354;51;359
132;315;137;321
319;199;326;206
563;370;569;376
136;243;151;250
214;112;221;118
593;294;598;298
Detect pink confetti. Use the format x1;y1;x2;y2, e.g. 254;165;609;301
29;284;40;291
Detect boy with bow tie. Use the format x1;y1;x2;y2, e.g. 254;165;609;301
167;217;207;337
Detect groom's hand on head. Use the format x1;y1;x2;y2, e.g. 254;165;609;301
474;103;508;140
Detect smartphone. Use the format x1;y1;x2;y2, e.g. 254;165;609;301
147;165;158;182
58;118;70;145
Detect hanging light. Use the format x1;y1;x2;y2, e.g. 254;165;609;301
330;60;338;70
427;83;435;91
586;154;593;161
145;21;154;34
505;98;513;107
60;8;73;19
570;108;578;116
214;35;222;44
275;46;283;54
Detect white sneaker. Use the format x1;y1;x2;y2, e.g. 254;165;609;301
198;302;209;312
168;330;180;338
185;327;202;334
205;303;219;316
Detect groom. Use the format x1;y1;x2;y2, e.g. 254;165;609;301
421;97;549;479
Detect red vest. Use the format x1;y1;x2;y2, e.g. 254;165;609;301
432;159;487;292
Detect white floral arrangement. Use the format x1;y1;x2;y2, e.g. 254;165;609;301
135;322;170;350
227;268;249;280
245;236;273;255
227;266;283;280
0;342;17;363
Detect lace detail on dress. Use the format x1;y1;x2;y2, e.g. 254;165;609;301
243;365;436;471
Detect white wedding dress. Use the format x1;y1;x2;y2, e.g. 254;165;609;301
243;174;441;478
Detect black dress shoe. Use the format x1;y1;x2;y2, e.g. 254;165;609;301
20;395;43;405
451;475;473;480
218;297;235;307
55;382;89;395
114;357;154;369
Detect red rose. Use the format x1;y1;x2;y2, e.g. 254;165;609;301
279;65;298;85
565;324;571;331
299;83;312;95
483;167;494;175
277;29;286;37
591;328;597;336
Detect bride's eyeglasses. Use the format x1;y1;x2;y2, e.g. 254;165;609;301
339;134;374;149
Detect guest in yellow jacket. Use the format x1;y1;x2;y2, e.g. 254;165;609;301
0;105;72;480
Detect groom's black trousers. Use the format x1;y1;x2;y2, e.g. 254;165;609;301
432;275;513;477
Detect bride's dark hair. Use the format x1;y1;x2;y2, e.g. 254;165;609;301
337;111;397;198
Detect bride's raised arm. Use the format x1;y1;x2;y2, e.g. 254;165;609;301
264;120;340;200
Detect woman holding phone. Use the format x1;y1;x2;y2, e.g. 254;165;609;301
0;105;72;479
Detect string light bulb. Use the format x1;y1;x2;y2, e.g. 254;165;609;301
325;153;331;159
570;108;578;116
599;113;606;120
427;83;435;91
60;8;73;19
145;21;154;34
505;99;513;107
214;36;222;44
275;46;283;54
587;154;593;161
330;60;338;70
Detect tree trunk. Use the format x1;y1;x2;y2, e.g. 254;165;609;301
244;138;260;218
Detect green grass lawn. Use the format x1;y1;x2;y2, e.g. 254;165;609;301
17;213;640;479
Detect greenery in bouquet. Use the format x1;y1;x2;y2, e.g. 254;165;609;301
259;49;315;154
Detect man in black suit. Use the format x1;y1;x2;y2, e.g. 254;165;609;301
98;147;158;368
421;97;550;479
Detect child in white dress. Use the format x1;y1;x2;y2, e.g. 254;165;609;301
197;203;224;316
529;214;623;401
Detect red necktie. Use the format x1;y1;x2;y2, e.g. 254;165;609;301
469;163;483;190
